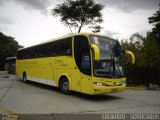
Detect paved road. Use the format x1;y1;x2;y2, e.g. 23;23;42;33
0;73;160;119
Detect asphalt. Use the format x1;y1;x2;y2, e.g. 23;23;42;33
0;71;160;120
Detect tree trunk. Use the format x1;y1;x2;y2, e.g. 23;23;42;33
78;26;82;33
78;23;83;33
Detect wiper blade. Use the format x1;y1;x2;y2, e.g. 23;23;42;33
111;54;123;77
115;62;123;77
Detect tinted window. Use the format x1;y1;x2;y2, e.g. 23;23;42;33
58;38;72;56
74;35;91;75
50;38;72;56
17;37;72;59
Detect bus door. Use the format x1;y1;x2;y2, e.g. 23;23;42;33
80;53;91;93
74;35;91;93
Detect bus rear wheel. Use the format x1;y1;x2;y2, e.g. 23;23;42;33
59;78;70;94
22;72;27;82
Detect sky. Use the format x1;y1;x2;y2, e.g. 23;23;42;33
0;0;159;47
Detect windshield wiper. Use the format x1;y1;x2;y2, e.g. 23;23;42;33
115;61;123;77
111;54;123;77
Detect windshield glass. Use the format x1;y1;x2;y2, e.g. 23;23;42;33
90;36;125;78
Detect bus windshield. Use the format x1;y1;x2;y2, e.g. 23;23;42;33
90;36;125;78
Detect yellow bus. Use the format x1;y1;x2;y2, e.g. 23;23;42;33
16;32;135;95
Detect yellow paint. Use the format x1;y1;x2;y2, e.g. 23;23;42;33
90;44;100;61
16;32;132;95
125;50;135;64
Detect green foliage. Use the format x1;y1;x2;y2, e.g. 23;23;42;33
121;33;160;87
121;33;144;66
120;4;160;87
148;4;160;44
51;0;104;33
0;32;22;70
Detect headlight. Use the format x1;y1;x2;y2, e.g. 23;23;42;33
121;80;126;85
94;82;106;86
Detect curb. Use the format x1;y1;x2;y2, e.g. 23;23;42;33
126;87;146;90
0;103;15;114
0;103;31;120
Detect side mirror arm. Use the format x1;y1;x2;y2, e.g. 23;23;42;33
90;44;100;61
125;50;135;64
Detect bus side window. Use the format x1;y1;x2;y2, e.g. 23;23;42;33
27;48;33;58
46;44;51;56
39;45;47;57
74;35;91;75
63;38;72;55
17;51;22;59
55;38;72;56
49;41;59;56
52;44;58;56
34;47;39;58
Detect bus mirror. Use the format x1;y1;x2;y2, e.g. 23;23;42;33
90;44;100;61
125;50;135;64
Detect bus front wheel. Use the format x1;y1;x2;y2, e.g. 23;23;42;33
59;78;70;94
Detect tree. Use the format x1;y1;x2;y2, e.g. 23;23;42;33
0;32;22;70
121;32;160;87
147;3;160;86
121;33;147;86
51;0;104;33
148;4;160;44
120;4;160;87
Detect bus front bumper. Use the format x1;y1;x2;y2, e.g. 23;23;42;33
91;85;126;95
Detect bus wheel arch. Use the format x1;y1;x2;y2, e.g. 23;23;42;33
59;76;70;94
22;71;27;82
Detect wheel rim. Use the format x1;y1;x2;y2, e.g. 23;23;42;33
62;82;69;92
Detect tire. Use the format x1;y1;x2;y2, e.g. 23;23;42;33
22;72;27;82
59;78;70;94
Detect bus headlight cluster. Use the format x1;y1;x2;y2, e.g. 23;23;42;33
94;82;106;86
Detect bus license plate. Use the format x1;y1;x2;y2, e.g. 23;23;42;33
112;88;117;93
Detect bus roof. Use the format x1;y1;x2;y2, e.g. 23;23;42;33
18;32;117;51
